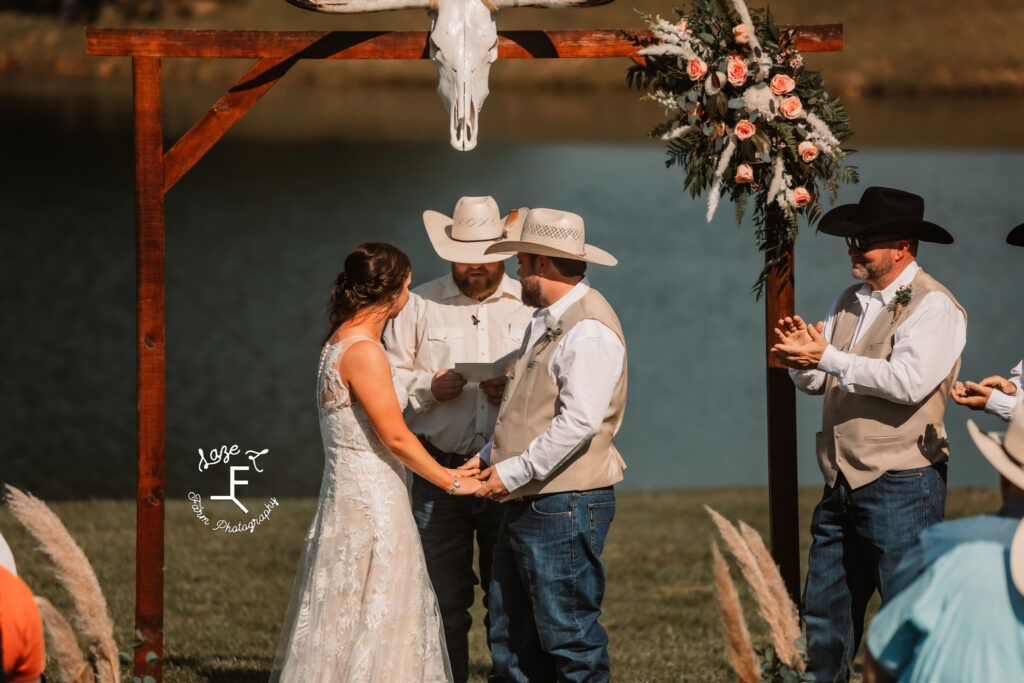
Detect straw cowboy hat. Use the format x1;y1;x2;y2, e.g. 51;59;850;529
818;186;954;244
423;196;528;264
1007;223;1024;247
968;404;1024;594
483;208;617;266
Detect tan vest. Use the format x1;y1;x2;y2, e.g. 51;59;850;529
491;288;628;496
817;268;966;489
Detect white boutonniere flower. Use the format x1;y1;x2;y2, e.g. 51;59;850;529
538;313;563;352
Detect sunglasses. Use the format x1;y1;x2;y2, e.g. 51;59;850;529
844;236;899;252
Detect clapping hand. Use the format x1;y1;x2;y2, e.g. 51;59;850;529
771;315;827;369
952;375;1017;410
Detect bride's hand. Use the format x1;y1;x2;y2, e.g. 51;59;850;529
451;476;483;496
455;457;482;478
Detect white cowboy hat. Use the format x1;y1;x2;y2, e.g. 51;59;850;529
483;208;617;266
968;404;1024;595
423;196;528;264
967;403;1024;491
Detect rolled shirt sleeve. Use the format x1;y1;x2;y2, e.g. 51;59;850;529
493;320;626;494
984;360;1024;422
814;291;966;404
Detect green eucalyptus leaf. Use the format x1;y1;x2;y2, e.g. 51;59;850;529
146;651;160;666
699;32;716;44
727;97;746;109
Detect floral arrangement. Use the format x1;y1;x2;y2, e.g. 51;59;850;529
889;284;914;320
628;0;858;295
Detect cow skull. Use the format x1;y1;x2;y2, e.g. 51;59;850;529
430;0;498;151
284;0;614;151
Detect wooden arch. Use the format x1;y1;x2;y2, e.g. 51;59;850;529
85;23;842;681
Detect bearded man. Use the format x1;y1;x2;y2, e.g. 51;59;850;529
770;186;967;683
384;196;535;683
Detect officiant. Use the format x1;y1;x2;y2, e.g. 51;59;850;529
384;195;535;683
771;186;967;683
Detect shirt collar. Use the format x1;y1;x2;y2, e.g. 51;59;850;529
854;260;920;307
534;277;591;323
439;271;521;303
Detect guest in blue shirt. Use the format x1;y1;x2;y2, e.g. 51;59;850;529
864;403;1024;682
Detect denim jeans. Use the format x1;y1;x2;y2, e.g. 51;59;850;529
412;472;504;683
487;488;616;683
803;464;946;683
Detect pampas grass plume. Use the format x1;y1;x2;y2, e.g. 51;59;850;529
738;521;804;670
711;540;760;683
5;485;120;683
35;596;96;683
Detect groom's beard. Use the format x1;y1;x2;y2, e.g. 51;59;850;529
521;276;543;308
850;251;893;282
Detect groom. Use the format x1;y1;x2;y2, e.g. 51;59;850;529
461;208;627;682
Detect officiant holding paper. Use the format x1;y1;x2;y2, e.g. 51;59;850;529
384;195;535;683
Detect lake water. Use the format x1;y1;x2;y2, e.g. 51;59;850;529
2;81;1022;498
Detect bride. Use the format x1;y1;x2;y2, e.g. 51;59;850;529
270;242;482;682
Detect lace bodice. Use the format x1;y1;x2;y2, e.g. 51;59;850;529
269;336;451;682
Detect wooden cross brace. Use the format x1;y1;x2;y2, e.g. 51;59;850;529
84;23;841;682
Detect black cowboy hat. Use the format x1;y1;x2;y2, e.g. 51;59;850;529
818;186;954;244
1008;223;1024;247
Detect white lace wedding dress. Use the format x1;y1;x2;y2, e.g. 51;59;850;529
269;336;453;682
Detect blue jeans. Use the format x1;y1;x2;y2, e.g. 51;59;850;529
487;488;616;683
803;464;946;683
412;472;504;683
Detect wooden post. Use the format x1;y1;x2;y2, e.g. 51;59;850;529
132;55;166;683
764;237;800;602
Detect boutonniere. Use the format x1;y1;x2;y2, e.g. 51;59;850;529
888;285;914;320
537;314;563;353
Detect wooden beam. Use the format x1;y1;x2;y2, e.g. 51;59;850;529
132;55;166;683
164;57;297;192
87;24;841;59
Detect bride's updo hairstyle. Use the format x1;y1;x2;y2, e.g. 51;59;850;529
324;241;411;344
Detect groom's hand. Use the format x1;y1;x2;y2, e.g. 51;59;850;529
475;466;508;500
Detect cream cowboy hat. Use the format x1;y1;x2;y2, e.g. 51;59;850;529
423;196;528;264
968;404;1024;594
483;208;617;266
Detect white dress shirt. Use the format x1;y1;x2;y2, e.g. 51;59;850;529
385;272;536;455
984;360;1024;421
791;262;967;404
478;278;626;493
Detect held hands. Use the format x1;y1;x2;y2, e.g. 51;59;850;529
445;467;483;496
456;457;509;501
770;315;827;369
479;375;509;405
952;375;1017;410
432;369;467;401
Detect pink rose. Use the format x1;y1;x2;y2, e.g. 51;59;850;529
780;95;804;119
727;56;748;87
735;163;754;184
687;58;708;81
733;24;750;44
798;141;819;162
734;120;756;140
769;74;796;95
792;187;811;206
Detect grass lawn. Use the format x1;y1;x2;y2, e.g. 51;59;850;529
0;487;1001;681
